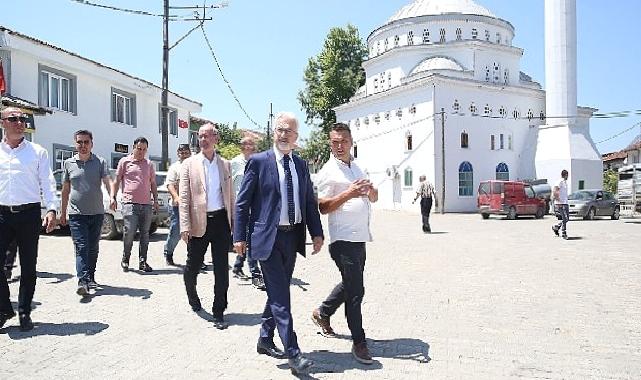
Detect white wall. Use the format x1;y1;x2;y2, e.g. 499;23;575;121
4;32;201;170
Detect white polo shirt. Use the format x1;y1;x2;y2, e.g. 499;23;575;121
316;155;372;243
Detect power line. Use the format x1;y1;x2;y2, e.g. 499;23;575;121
595;121;641;145
199;24;262;131
69;0;195;20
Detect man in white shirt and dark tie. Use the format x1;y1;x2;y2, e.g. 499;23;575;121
0;107;57;331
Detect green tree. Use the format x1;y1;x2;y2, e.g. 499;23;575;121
212;122;243;160
298;24;367;166
603;169;618;194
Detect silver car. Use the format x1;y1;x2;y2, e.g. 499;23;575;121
101;169;165;240
567;190;620;220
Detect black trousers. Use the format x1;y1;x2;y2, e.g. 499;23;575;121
0;206;42;316
4;239;17;271
319;241;367;344
420;197;433;232
183;211;230;317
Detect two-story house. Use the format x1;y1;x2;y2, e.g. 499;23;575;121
0;25;202;171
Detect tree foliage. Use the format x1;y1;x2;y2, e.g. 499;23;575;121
213;122;243;160
297;24;367;167
603;169;618;194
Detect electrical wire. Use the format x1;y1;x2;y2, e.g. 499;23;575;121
199;24;263;131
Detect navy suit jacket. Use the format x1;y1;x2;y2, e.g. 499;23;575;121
234;149;323;261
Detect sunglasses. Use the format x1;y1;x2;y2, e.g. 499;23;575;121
2;116;28;123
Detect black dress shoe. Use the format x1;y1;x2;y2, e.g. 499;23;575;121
19;314;33;331
288;353;313;375
0;311;16;329
212;316;228;330
256;339;287;359
139;262;153;272
165;255;175;266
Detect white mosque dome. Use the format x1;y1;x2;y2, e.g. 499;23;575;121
388;0;496;23
410;56;465;75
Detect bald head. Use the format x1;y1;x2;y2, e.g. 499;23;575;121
198;123;220;157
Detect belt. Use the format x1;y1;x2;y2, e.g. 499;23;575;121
207;209;226;217
0;203;41;213
277;223;301;232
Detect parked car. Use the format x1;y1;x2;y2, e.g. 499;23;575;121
155;171;172;227
40;169;68;234
477;180;547;220
567;190;620;220
101;169;164;240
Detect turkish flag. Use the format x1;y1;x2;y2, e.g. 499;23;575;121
0;59;6;95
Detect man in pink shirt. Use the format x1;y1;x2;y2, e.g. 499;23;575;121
111;137;159;272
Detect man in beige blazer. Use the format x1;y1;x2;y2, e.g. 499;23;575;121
179;123;234;329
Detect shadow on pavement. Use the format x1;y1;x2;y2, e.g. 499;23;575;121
565;236;583;241
37;271;74;284
79;284;152;303
224;312;262;326
131;268;184;276
294;337;429;377
3;321;109;339
291;277;310;291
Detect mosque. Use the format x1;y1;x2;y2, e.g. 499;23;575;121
334;0;602;212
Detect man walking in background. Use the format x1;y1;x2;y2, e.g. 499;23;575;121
552;169;570;240
413;175;435;233
60;130;112;296
111;137;159;273
230;136;265;290
312;122;378;364
163;144;191;266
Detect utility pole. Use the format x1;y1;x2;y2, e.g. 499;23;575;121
440;108;445;214
160;0;170;170
267;102;273;146
160;2;218;169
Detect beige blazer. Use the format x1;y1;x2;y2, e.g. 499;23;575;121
179;152;234;238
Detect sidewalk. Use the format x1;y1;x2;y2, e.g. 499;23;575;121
1;210;640;379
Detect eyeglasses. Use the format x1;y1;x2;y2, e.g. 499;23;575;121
75;140;92;145
275;127;297;136
2;116;28;123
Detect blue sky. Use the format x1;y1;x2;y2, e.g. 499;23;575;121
2;0;640;153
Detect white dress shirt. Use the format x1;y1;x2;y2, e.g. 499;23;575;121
0;138;57;211
202;154;224;212
316;155;372;243
273;148;301;225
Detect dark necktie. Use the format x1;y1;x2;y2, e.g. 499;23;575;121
283;154;295;225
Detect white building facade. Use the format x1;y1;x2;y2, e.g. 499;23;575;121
334;0;601;212
0;26;202;171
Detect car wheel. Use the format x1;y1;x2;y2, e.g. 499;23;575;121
507;206;517;220
611;207;620;220
101;214;119;240
584;207;595;221
535;207;544;219
481;213;490;220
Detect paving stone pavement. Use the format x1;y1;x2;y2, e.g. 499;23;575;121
1;210;640;379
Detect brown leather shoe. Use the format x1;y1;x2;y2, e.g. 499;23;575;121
352;342;373;364
311;308;336;337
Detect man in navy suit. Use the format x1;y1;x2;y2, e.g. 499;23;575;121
234;112;323;375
